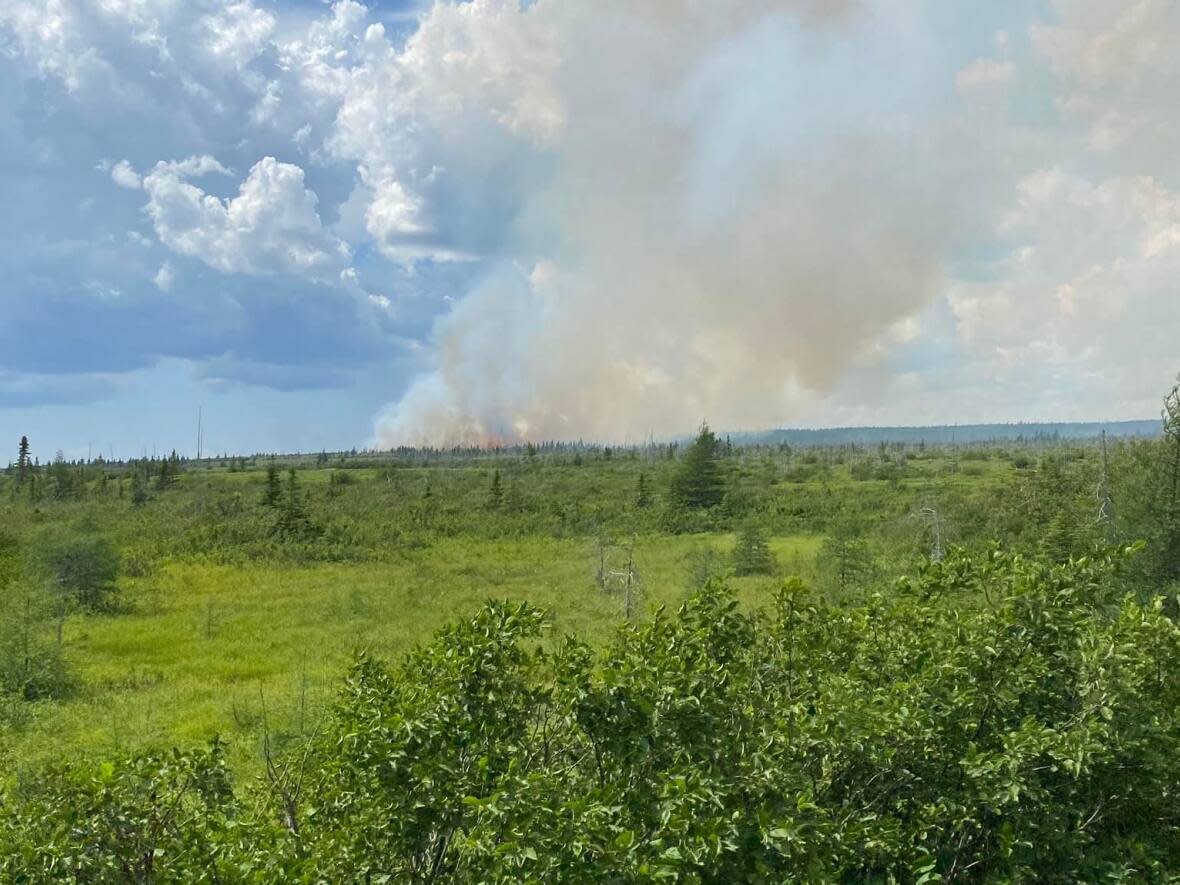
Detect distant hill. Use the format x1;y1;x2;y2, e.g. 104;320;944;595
731;420;1161;448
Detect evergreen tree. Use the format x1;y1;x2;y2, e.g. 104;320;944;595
130;468;149;507
635;472;652;508
1157;375;1180;583
47;453;78;501
262;463;282;508
1040;507;1082;564
488;470;503;509
818;518;876;593
285;469;302;511
275;469;315;539
669;424;725;509
732;522;775;576
156;452;180;491
15;436;30;489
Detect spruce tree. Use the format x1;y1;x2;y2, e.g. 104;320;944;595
636;472;652;508
15;436;30;488
156;453;178;491
283;469;305;521
129;469;149;507
669;425;725;509
48;453;76;501
1157;375;1180;583
489;470;503;509
819;517;876;593
732;522;775;576
1040;507;1081;564
262;463;282;508
275;469;314;539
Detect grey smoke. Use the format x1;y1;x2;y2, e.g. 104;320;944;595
372;0;964;445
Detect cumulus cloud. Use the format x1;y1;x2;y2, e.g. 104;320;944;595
3;0;1180;447
1032;0;1180;162
949;169;1180;417
0;0;293;137
142;155;350;279
110;159;141;189
201;1;275;69
0;0;106;92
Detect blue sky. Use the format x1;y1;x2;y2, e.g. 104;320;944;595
1;0;1178;457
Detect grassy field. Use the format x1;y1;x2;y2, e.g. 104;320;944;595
0;436;1146;778
5;519;823;773
1;431;1177;880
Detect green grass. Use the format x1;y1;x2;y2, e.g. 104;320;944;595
1;437;1125;779
5;533;822;774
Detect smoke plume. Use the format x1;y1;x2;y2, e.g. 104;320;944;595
369;0;962;445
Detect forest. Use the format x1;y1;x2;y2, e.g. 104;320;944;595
0;379;1178;881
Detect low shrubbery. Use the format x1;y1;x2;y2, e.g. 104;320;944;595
3;547;1177;881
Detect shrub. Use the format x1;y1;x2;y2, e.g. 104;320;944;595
0;620;74;701
39;535;120;612
0;740;255;881
3;550;1178;881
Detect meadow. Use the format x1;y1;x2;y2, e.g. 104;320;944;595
0;434;1151;772
10;533;819;773
1;424;1177;880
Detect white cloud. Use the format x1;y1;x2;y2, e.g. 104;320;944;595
956;57;1015;94
0;0;106;91
4;0;1180;437
281;0;565;263
142;155;349;279
153;260;174;291
0;0;290;135
1032;0;1180;164
949;168;1180;417
202;1;274;68
110;159;141;189
277;0;372;105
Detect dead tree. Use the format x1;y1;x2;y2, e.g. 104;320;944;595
1095;430;1116;542
259;688;319;838
918;506;945;562
593;536;643;621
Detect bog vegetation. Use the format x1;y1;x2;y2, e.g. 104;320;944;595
0;380;1178;881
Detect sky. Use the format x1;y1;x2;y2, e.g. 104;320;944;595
0;0;1177;458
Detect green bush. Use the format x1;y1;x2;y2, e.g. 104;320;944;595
0;740;259;881
3;547;1176;881
0;617;75;702
39;535;120;613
